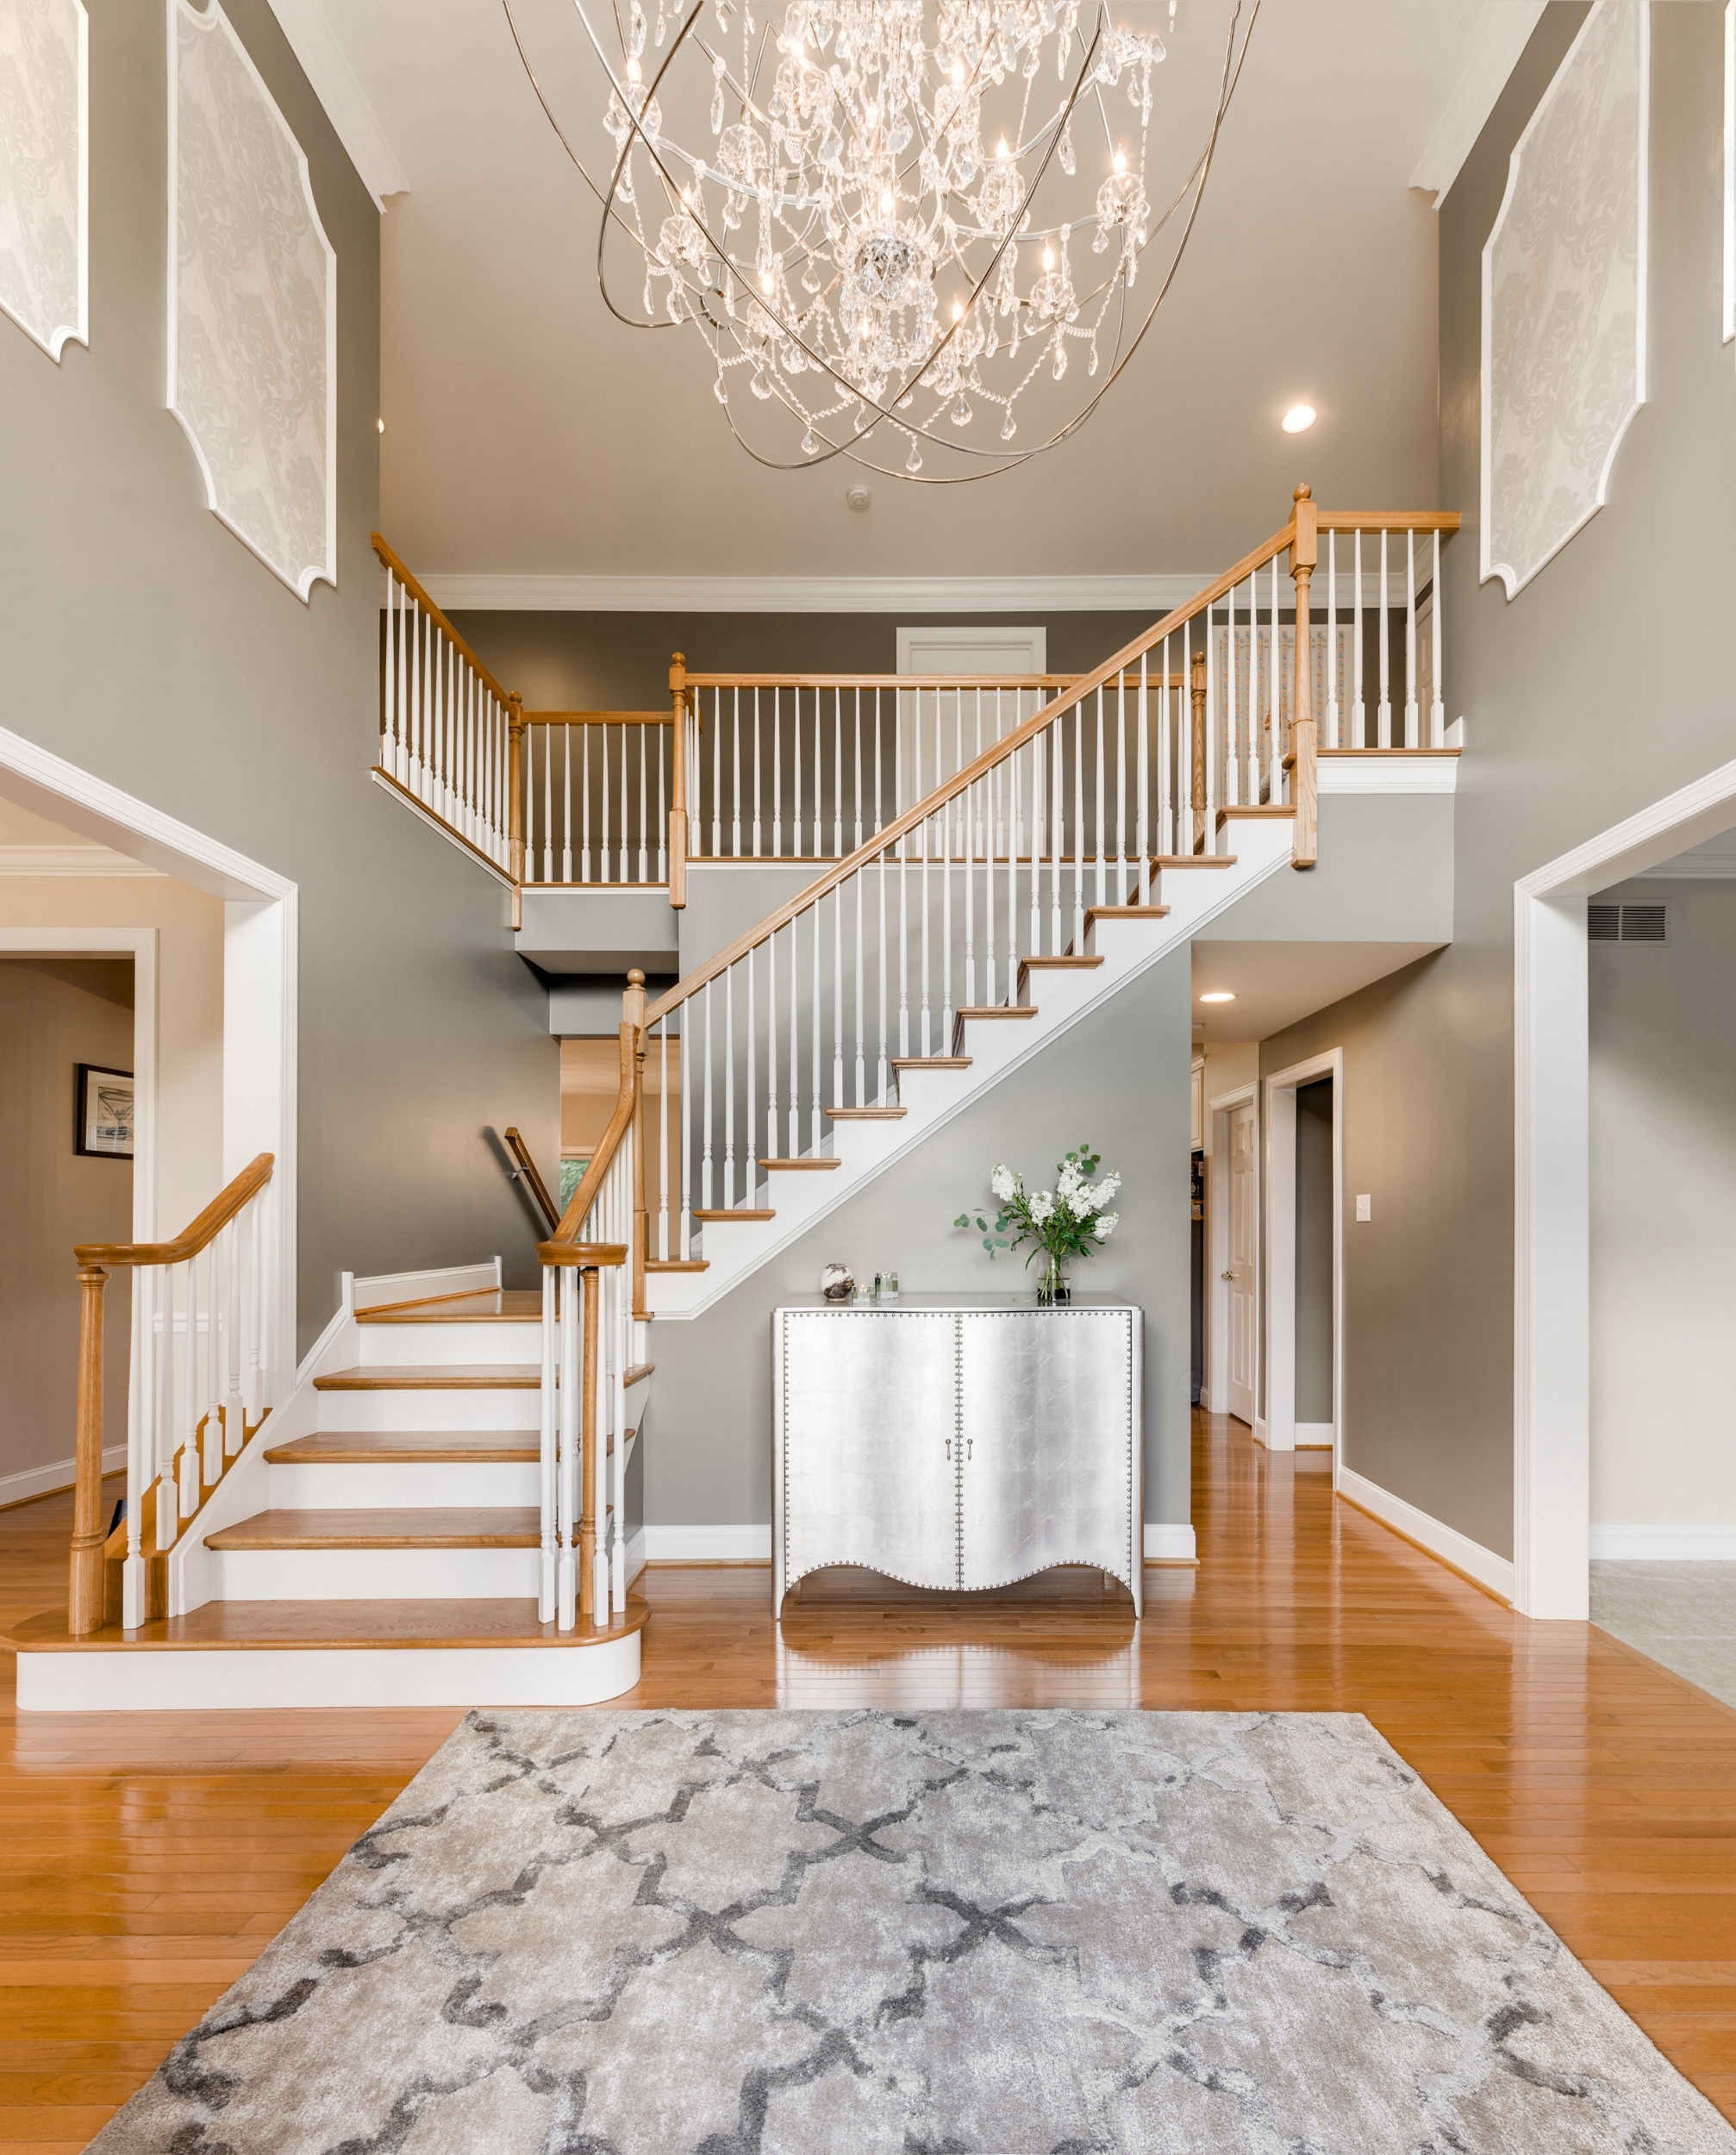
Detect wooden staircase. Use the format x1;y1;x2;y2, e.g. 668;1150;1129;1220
15;1287;648;1709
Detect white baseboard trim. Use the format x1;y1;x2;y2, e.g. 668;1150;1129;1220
1143;1523;1198;1563
1337;1465;1515;1601
624;1527;647;1585
1296;1423;1335;1449
351;1258;503;1313
1590;1525;1736;1561
0;1444;127;1509
642;1524;772;1561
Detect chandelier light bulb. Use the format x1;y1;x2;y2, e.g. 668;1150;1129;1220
1282;404;1318;434
524;0;1260;479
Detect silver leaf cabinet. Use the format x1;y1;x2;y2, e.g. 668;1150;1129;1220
772;1297;1143;1614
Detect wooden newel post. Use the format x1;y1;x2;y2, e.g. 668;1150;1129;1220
1288;484;1319;870
623;969;648;1321
668;653;688;911
1190;648;1208;855
507;691;527;928
578;1261;599;1625
68;1263;109;1636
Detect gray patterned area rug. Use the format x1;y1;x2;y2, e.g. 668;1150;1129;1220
91;1708;1733;2155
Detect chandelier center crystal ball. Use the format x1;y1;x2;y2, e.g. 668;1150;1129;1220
508;0;1257;478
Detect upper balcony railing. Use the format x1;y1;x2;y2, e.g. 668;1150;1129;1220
375;495;1458;917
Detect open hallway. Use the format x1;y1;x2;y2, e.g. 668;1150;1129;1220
3;1414;1733;2147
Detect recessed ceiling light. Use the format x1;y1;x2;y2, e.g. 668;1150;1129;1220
1199;990;1236;1003
846;483;872;511
1281;404;1316;434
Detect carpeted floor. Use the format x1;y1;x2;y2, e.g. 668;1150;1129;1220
91;1708;1735;2154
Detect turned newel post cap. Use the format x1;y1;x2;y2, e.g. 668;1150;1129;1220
628;968;645;985
1294;483;1312;502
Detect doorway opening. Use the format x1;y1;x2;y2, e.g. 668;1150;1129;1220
1263;1049;1344;1460
1206;1084;1258;1429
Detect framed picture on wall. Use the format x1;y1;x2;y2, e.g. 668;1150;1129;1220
76;1065;134;1159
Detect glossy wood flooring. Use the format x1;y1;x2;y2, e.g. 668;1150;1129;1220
4;1418;1735;2150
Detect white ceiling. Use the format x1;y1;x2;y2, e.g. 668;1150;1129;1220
318;0;1496;582
1190;937;1442;1041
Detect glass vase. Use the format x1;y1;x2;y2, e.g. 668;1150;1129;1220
1036;1252;1071;1306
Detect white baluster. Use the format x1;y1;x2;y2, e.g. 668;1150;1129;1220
1326;528;1339;750
539;1264;557;1621
618;721;629;882
702;979;715;1212
1430;528;1445;746
723;965;736;1205
1377;529;1392;749
876;855;889;1102
680;1004;693;1258
766;926;778;1167
811;900;822;1139
659;1023;671;1261
558;1266;578;1630
1405;529;1418;748
657;721;667;883
640;719;650;882
788;923;800;1155
746;946;757;1200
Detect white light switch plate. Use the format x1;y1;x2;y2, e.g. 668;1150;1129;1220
1355;1194;1372;1221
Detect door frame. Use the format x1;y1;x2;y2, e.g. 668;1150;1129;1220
1263;1048;1345;1464
1514;755;1736;1618
0;722;299;1394
1206;1081;1258;1422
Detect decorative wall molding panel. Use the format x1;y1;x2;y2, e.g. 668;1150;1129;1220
1481;1;1648;599
0;0;88;360
168;0;336;602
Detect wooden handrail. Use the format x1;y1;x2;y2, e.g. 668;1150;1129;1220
644;503;1459;1024
74;1154;274;1268
503;1127;560;1235
644;515;1312;1026
1314;511;1464;534
540;974;643;1252
684;672;1087;690
372;533;516;712
522;709;673;725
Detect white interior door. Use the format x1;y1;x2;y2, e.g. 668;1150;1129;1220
1226;1100;1258;1424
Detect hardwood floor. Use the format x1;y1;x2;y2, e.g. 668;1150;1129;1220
4;1415;1735;2149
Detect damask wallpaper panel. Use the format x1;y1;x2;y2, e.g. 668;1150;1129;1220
0;0;88;361
1481;0;1648;599
167;0;337;602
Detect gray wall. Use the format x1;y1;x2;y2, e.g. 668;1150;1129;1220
1296;1078;1334;1427
0;960;134;1482
644;949;1195;1535
1589;877;1736;1530
1264;3;1735;1558
0;0;558;1352
449;613;1158;715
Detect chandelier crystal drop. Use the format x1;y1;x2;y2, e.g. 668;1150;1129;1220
506;0;1257;480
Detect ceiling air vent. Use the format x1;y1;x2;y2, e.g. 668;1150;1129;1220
1589;902;1667;944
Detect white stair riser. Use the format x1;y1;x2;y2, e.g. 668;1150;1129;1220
316;1389;540;1433
357;1323;537;1366
18;1636;641;1711
266;1461;541;1508
210;1546;541;1599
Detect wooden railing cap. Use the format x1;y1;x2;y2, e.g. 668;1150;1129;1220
73;1154;274;1269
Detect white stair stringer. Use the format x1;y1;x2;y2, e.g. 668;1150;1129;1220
649;818;1296;1320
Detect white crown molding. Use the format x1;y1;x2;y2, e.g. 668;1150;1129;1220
0;842;165;875
1411;0;1548;208
265;0;407;209
407;572;1215;615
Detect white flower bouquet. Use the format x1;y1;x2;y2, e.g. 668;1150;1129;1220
955;1143;1121;1303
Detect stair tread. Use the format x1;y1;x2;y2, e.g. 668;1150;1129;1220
315;1365;540;1390
1149;853;1238;866
827;1105;908;1119
1019;955;1104;970
760;1157;840;1170
265;1430;540;1465
358;1290;540;1324
692;1208;775;1221
1084;905;1171;921
207;1507;541;1550
12;1596;649;1652
1217;803;1295;820
890;1056;971;1070
954;1004;1038;1019
646;1258;708;1271
623;1362;654;1385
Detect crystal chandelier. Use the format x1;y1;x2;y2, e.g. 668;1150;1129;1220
504;0;1257;479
